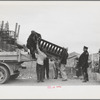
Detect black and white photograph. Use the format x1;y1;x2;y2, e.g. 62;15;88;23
0;1;100;99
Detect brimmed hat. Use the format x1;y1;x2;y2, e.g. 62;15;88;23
84;46;88;49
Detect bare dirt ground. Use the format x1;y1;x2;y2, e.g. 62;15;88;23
1;61;100;86
2;77;99;86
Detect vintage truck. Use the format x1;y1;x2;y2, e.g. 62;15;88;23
0;21;68;84
0;21;33;84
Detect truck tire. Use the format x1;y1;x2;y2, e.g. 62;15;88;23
10;72;20;80
0;65;10;84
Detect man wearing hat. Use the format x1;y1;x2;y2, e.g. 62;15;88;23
26;31;41;59
60;48;69;81
79;46;89;82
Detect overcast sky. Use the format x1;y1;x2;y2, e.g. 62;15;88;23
0;1;100;54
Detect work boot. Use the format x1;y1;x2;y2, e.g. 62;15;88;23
32;54;37;60
62;79;67;81
47;77;49;79
37;80;40;82
41;80;44;82
82;80;87;82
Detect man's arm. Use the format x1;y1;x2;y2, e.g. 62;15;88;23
42;52;47;59
36;43;47;58
36;42;42;54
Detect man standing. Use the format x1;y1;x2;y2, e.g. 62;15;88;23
79;46;89;82
26;31;41;59
43;57;49;79
60;48;68;81
35;43;47;82
53;58;61;79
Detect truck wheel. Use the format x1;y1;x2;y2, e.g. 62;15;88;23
10;72;20;80
0;65;10;84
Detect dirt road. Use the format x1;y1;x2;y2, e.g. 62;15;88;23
1;77;99;86
1;61;100;86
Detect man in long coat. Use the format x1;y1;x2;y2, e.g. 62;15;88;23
60;48;68;81
26;31;41;59
79;46;89;82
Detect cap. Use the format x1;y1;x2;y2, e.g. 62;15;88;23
84;46;88;49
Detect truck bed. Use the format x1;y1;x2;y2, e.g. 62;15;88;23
0;51;32;62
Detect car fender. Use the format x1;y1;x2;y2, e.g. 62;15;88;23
0;62;14;75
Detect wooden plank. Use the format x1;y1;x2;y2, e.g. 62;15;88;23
0;52;18;55
0;51;33;62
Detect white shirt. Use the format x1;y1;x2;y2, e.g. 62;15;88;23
35;45;47;65
49;60;55;69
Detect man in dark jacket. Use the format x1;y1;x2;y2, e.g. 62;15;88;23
79;46;89;82
60;48;68;81
26;31;41;59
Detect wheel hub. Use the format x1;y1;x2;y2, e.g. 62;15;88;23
0;71;4;81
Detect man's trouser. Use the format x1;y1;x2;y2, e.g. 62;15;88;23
30;45;36;59
76;67;82;77
54;67;58;79
36;64;44;81
82;67;89;81
60;64;67;80
43;64;49;79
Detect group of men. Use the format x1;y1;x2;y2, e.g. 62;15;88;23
26;31;89;83
35;41;69;82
